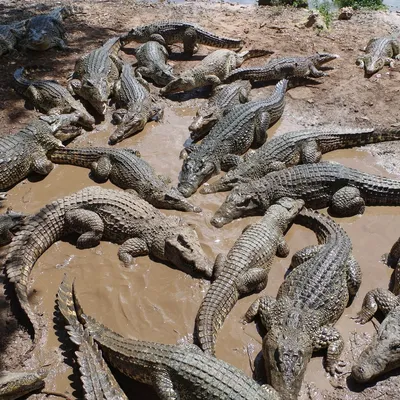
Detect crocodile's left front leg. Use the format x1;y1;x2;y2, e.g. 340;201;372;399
31;151;55;176
244;295;276;331
308;63;327;78
313;326;345;376
252;108;271;148
118;237;149;266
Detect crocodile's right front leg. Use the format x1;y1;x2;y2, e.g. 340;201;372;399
118;237;149;266
152;369;178;400
244;295;276;331
31;152;55;176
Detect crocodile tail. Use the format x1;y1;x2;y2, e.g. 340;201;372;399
195;27;244;49
13;67;32;91
275;78;288;94
5;199;67;342
240;49;274;61
50;147;104;168
195;279;239;355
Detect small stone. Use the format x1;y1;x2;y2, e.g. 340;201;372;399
244;28;249;34
307;99;314;104
338;7;353;20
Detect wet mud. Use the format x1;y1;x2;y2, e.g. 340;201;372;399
0;1;400;399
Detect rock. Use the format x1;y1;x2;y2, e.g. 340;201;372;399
288;87;313;100
338;7;354;20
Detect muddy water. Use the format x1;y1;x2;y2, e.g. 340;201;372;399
5;98;400;399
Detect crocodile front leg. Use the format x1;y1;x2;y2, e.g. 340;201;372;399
204;75;222;88
346;255;362;296
244;295;276;331
65;209;104;248
118;237;149;266
353;288;399;324
313;326;345;376
330;186;365;217
182;27;198;56
91;156;112;182
237;268;270;295
31;152;55;175
253;109;271;148
308;63;326;78
152;369;178;400
290;245;323;269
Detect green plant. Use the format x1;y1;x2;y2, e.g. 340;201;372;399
333;0;386;10
313;0;334;28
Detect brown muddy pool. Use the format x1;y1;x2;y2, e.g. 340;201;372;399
3;98;400;399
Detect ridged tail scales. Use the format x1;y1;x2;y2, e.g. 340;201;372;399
239;49;274;61
50;147;107;168
57;275;128;400
192;25;244;49
195;279;238;355
5;198;68;343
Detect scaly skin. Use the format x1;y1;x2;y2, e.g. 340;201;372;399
225;53;339;83
109;63;163;144
203;126;400;194
352;288;400;382
135;40;176;86
64;278;281;400
50;146;201;213
178;79;287;198
0;115;81;191
22;6;75;51
245;209;360;400
5;186;211;343
0;369;47;400
57;275;128;399
0;209;26;246
195;197;304;355
356;37;400;76
123;21;244;56
188;80;252;143
211;162;400;228
14;67;95;129
68;36;124;115
160;49;272;94
0;20;27;56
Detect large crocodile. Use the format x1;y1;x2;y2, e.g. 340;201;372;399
160;49;272;95
245;208;360;400
0;209;26;246
57;275;128;399
178;79;287;197
356;37;400;76
351;286;400;383
123;21;244;56
202;126;400;194
68;36;124;115
225;53;339;83
211;162;400;228
195;197;304;355
62;276;281;400
22;6;76;51
135;39;176;86
0;20;27;56
188;80;252;143
50;146;201;212
14;66;95;129
0;115;80;191
109;63;163;144
5;186;211;343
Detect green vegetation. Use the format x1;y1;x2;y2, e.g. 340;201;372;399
258;0;308;7
333;0;386;10
313;0;334;28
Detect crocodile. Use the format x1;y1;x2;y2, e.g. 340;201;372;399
160;48;272;95
68;36;124;115
351;286;400;383
0;115;81;191
5;186;212;342
0;20;27;56
245;208;360;400
356;37;400;76
0;370;47;400
49;146;201;212
178;79;287;198
195;197;304;355
14;66;95;129
123;21;245;56
188;80;252;143
61;276;281;400
225;53;339;83
382;237;400;295
202;126;400;194
22;6;76;51
57;275;128;399
0;209;26;246
109;63;163;144
211;162;400;228
135;39;176;86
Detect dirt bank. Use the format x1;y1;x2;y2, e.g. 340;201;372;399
0;1;400;399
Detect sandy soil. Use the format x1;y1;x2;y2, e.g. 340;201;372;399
0;1;400;399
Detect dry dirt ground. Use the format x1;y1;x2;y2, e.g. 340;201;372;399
1;1;400;399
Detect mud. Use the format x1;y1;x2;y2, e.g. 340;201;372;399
0;1;400;399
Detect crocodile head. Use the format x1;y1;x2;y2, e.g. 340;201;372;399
160;217;212;278
363;55;385;76
79;76;110;115
159;187;202;213
314;52;340;66
152;68;176;87
26;25;53;51
352;306;400;382
210;184;267;228
125;26;149;42
178;157;217;198
109;104;147;144
264;324;313;400
160;77;196;95
189;107;219;142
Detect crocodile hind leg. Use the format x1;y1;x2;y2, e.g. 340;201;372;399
313;326;345;376
300;139;322;163
212;253;226;280
31;153;55;175
308;64;327;78
330;186;365;217
152;369;178;400
276;237;290;257
252;109;271;148
90;156;112;182
65;209;104;248
346;255;361;297
353;288;399;324
183;27;198;56
118;237;149;266
290;245;323;269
